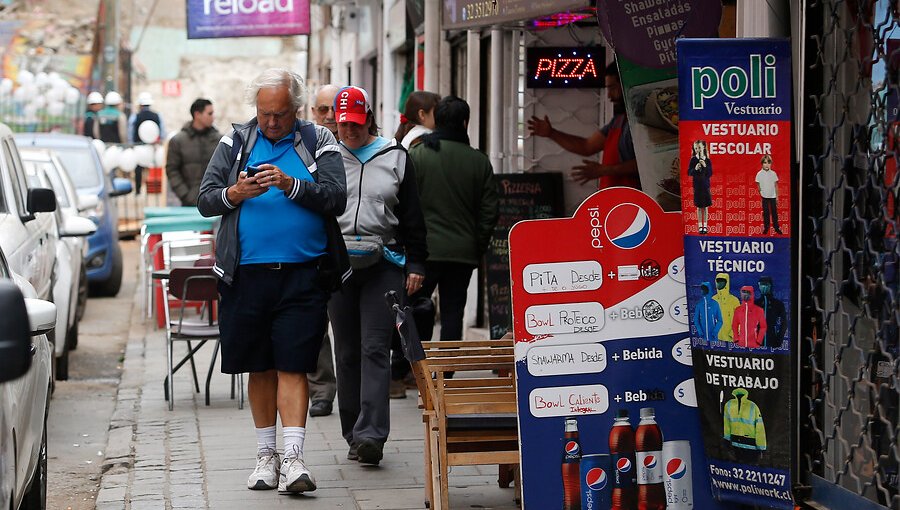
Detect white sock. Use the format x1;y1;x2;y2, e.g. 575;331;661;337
255;425;277;455
283;426;306;459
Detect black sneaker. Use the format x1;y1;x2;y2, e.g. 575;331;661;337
309;400;332;417
356;438;383;465
347;444;359;461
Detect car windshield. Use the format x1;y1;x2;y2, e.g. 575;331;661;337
51;147;101;190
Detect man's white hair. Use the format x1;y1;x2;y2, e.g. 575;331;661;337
245;68;308;110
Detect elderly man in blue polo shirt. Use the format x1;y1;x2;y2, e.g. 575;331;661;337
198;68;347;495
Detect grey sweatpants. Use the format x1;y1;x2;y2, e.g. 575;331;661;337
329;261;404;445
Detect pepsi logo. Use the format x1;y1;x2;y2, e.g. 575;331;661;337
666;458;687;479
565;441;580;455
604;203;651;250
642;455;658;469
616;457;632;473
585;467;607;490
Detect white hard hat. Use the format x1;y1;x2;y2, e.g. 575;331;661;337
137;92;153;106
104;91;122;106
87;91;103;105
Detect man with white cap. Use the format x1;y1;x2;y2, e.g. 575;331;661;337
82;91;104;139
97;91;128;144
128;92;165;194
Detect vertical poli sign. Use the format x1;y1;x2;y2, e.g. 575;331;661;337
187;0;310;39
677;39;795;509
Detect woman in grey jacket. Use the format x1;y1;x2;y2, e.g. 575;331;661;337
330;86;428;465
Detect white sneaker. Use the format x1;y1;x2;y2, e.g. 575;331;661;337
247;448;280;490
278;447;317;494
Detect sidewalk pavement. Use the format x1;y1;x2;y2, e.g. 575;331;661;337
94;261;520;510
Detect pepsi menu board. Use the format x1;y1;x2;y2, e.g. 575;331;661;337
509;188;729;510
677;38;795;509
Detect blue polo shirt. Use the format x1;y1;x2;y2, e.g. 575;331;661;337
238;127;326;264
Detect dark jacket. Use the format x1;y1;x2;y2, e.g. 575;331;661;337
197;118;347;286
755;291;787;348
167;122;222;206
409;139;498;266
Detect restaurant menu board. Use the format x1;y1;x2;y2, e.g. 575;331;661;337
509;187;728;510
677;38;795;509
488;173;564;339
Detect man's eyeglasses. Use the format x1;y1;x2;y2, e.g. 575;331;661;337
315;105;335;115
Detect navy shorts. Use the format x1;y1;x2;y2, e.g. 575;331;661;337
218;262;328;374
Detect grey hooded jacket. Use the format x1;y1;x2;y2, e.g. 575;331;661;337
197;118;347;285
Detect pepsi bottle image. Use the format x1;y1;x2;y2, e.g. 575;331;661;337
609;409;637;509
562;418;582;510
635;407;665;510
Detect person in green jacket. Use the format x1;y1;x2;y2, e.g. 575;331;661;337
723;387;767;463
713;272;740;342
408;96;499;343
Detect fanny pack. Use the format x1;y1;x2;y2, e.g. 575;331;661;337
344;235;384;269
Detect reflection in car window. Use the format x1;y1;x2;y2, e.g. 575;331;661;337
24;160;70;208
3;139;27;215
53;148;101;189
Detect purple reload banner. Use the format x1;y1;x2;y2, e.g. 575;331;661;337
187;0;310;39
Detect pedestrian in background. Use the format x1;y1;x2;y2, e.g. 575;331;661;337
305;82;341;418
393;90;440;149
409;96;498;348
198;68;347;495
128;92;165;195
82;91;103;139
167;98;220;206
98;91;128;144
330;85;428;466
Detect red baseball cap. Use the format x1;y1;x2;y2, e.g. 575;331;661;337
334;86;371;125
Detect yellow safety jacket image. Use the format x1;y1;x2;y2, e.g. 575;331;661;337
723;388;767;450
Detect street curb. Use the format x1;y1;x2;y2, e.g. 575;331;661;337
95;265;147;510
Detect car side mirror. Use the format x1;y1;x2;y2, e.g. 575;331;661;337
109;177;133;197
0;281;34;383
77;193;100;212
26;187;57;214
61;216;98;237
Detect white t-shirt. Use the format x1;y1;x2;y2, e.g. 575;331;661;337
755;169;779;198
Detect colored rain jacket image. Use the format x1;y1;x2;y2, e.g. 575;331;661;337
755;282;787;348
723;388;767;450
732;286;767;348
713;272;740;341
694;281;723;342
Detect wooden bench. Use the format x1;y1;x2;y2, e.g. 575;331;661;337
408;339;521;509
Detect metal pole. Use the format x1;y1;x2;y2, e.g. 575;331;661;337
424;0;439;92
466;30;480;146
489;27;503;172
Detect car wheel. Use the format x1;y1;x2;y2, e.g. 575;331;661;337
66;318;79;351
55;344;69;381
20;418;47;510
75;262;88;325
93;244;123;297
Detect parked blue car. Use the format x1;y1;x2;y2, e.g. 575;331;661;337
14;133;132;296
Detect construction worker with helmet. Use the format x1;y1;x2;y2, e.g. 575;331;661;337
82;91;104;139
98;91;127;143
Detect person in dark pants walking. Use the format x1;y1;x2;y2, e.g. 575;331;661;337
329;86;428;466
408;96;499;347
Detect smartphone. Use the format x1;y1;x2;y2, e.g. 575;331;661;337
245;165;262;177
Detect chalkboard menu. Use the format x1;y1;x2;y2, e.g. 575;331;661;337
488;172;565;339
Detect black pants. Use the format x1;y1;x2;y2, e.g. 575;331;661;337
391;261;475;379
761;197;779;232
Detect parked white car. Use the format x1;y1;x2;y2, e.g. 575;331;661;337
21;149;97;380
0;248;55;510
0;122;58;303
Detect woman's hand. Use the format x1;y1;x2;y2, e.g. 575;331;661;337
406;272;425;296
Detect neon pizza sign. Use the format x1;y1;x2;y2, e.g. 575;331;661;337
526;46;604;89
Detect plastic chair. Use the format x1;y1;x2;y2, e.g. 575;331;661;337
162;266;243;410
143;233;215;324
